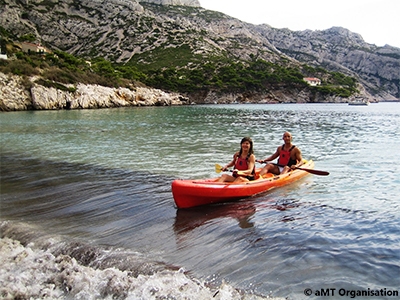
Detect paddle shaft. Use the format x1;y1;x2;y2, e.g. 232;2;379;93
260;162;329;176
223;169;248;178
215;164;250;177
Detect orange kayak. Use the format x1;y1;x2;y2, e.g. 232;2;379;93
172;160;315;209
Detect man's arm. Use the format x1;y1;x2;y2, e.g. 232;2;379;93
258;147;281;163
294;147;303;166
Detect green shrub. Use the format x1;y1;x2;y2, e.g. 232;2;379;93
0;37;358;99
0;59;39;76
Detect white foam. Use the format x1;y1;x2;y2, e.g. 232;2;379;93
0;237;281;299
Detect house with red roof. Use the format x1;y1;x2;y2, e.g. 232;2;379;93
303;77;321;86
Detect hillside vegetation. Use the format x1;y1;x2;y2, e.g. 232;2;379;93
0;27;358;99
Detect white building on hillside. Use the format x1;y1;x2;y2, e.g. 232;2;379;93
20;42;49;54
304;77;321;86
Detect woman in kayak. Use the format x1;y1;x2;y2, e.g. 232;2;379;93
216;137;256;183
257;131;303;177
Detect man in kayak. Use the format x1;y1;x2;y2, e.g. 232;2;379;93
216;137;256;183
257;131;303;177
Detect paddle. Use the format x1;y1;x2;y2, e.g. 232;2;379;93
215;163;228;174
291;166;329;176
259;162;329;176
215;164;247;177
216;163;239;174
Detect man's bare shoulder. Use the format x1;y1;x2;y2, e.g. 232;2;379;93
293;146;301;153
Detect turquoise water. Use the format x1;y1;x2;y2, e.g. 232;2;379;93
1;103;399;299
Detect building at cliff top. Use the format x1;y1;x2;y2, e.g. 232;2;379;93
304;77;321;86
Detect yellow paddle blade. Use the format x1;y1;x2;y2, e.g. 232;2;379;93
215;163;223;173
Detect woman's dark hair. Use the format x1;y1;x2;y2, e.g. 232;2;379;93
239;137;254;157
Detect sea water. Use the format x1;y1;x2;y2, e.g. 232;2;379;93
1;103;399;299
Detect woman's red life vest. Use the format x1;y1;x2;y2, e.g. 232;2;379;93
234;155;255;176
278;145;297;166
235;156;250;171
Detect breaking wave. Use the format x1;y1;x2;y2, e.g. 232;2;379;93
0;221;278;300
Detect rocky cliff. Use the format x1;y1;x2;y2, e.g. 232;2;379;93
1;0;399;109
255;26;400;100
1;71;363;112
0;72;188;111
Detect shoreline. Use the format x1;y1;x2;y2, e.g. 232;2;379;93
3;72;397;112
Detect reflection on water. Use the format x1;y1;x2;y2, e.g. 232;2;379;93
175;202;257;234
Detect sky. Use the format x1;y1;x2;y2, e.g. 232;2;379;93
199;0;400;48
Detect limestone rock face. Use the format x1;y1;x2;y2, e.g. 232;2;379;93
254;26;400;99
0;73;32;111
0;73;188;111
